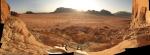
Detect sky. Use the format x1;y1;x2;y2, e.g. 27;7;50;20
7;0;131;13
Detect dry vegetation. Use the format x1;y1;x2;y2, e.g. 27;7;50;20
19;13;131;52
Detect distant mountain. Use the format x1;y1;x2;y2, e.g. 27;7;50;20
86;9;113;16
53;7;131;17
99;9;113;16
54;7;77;13
114;11;131;18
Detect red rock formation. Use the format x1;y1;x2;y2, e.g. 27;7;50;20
130;0;150;28
130;0;150;48
0;0;10;23
0;0;51;55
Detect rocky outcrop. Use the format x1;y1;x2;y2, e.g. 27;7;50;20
0;0;10;23
129;0;150;48
130;0;150;29
0;0;51;55
0;17;51;55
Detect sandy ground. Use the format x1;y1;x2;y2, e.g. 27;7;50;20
88;39;138;55
17;13;132;52
19;13;130;29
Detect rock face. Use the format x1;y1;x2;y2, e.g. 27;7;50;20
130;0;150;28
0;0;10;23
0;0;51;55
0;17;51;55
130;0;150;47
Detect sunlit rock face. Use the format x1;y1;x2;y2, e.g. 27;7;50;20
0;0;10;23
131;0;150;28
146;0;150;24
146;11;150;24
0;17;51;55
0;0;51;55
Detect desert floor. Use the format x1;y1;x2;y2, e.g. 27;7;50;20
19;13;131;52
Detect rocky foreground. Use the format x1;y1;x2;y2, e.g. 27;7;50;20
0;17;52;55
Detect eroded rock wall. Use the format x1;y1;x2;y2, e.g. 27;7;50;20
131;0;150;28
0;17;51;55
0;0;10;23
0;0;51;55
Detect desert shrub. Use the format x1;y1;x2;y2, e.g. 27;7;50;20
114;11;131;17
11;11;19;16
25;11;34;14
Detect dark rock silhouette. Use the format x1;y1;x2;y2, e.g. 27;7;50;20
25;11;34;14
114;11;131;18
99;9;113;16
86;10;100;14
86;9;113;16
115;45;150;55
54;7;77;13
11;11;19;16
49;52;74;55
0;23;4;48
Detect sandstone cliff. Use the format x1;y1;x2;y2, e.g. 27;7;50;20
0;17;51;55
0;0;10;23
130;0;150;28
0;0;51;55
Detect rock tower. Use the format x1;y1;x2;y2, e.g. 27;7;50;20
130;0;150;28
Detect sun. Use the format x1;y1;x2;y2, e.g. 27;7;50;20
60;0;100;11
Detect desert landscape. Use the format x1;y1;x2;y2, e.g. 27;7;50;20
18;12;131;52
14;12;150;54
1;0;150;55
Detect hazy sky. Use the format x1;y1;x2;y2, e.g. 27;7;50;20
7;0;131;13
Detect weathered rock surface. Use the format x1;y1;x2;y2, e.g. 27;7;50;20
1;0;10;23
129;0;150;49
0;0;51;55
130;0;150;28
0;17;51;55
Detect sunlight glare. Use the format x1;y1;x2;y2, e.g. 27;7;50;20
60;0;100;11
